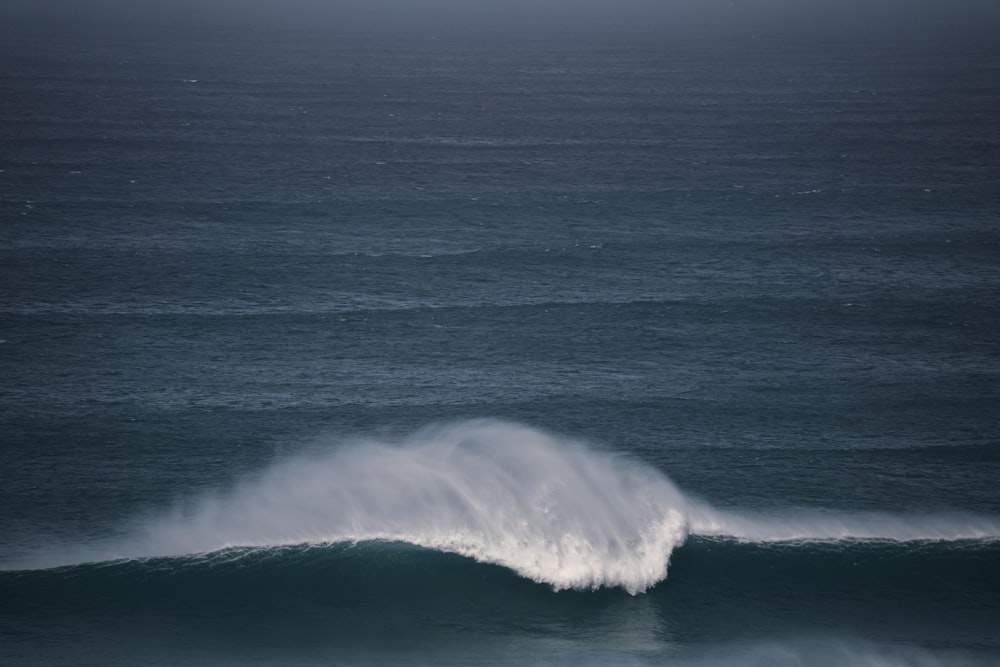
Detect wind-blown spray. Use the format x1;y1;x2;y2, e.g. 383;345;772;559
14;420;1000;592
132;420;691;593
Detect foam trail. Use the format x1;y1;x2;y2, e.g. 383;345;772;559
13;420;1000;591
688;504;1000;543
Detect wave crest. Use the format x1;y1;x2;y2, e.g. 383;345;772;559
14;420;1000;592
129;420;688;593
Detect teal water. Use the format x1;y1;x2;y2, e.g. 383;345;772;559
2;6;999;665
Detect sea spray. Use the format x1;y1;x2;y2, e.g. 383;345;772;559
124;420;691;593
11;421;1000;590
687;505;1000;543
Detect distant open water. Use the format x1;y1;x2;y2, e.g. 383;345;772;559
1;13;999;667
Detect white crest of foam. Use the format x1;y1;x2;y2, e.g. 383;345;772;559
17;420;1000;589
126;420;690;594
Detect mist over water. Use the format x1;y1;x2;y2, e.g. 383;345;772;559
2;0;998;660
31;421;691;592
14;421;1000;594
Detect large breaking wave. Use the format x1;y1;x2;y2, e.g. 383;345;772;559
9;420;1000;593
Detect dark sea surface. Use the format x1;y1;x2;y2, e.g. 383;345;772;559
2;6;999;666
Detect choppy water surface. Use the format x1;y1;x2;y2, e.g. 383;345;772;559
2;7;999;666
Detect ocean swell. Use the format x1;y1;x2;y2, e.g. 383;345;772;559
11;420;1000;592
78;420;689;594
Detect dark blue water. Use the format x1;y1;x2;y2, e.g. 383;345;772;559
2;6;999;665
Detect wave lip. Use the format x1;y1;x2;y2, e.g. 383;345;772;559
102;420;690;594
10;420;1000;592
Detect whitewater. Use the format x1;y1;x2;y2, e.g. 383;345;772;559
12;420;1000;593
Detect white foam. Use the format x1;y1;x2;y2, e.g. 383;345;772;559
121;420;689;593
688;504;1000;543
13;421;1000;590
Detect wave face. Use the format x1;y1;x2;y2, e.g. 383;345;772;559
38;420;690;593
3;540;999;664
12;420;1000;595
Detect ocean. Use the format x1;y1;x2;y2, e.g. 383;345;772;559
1;4;999;665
